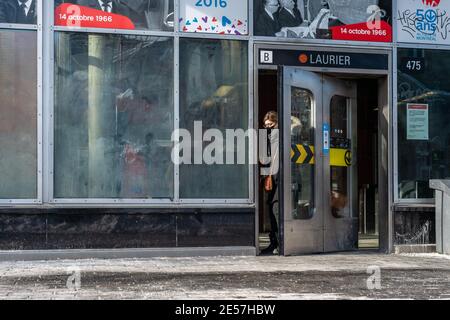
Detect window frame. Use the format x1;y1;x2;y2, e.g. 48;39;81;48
393;43;450;205
44;0;253;206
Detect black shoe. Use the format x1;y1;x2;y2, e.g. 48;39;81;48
260;244;278;255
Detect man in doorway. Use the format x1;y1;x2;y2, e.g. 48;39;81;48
76;0;130;17
0;0;37;24
278;0;303;28
255;0;281;37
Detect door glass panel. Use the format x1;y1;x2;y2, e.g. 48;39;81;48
291;87;314;220
330;95;351;219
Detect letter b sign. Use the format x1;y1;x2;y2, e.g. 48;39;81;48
260;50;273;64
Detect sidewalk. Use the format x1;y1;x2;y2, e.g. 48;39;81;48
0;252;449;300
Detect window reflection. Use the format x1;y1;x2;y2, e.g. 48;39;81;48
290;87;314;220
398;48;450;199
179;39;249;199
0;30;37;198
330;95;349;218
54;32;174;199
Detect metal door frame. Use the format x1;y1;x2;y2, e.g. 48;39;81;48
254;43;393;254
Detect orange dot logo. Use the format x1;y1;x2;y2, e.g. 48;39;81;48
299;54;308;64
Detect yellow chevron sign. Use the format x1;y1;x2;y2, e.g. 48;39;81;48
291;144;315;165
291;144;351;167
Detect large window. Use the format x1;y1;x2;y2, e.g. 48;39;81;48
397;48;450;199
54;32;174;199
179;38;248;199
0;30;37;199
1;1;253;204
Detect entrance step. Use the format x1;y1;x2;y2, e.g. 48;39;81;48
358;234;379;249
395;244;437;254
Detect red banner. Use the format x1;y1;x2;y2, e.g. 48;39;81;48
330;21;392;42
55;4;135;30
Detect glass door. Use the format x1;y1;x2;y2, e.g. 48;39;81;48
281;69;323;255
323;77;358;252
281;67;357;255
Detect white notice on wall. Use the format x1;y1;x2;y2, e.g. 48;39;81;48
407;103;429;140
179;0;248;35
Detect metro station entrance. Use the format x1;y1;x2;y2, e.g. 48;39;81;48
256;46;391;255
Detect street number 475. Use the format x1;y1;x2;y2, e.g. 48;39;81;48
406;60;422;71
195;0;228;8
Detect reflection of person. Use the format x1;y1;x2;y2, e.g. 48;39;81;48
331;191;347;218
76;0;130;16
261;111;280;255
116;89;157;197
0;0;36;24
278;0;303;28
256;0;281;37
291;115;304;217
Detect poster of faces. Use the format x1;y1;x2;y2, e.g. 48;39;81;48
0;0;37;24
254;0;392;42
54;0;174;30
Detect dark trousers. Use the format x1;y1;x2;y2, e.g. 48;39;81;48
267;177;279;248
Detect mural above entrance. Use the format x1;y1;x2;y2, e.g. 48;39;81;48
254;0;392;42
